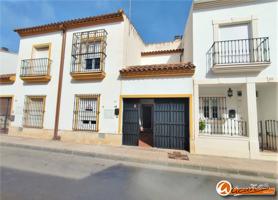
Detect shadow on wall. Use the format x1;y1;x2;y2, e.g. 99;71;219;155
205;49;261;79
70;79;104;84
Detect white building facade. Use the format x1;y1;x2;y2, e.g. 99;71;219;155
183;0;278;160
0;1;277;161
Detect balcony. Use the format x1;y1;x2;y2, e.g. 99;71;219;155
70;29;107;80
209;37;270;73
20;58;51;82
70;53;106;80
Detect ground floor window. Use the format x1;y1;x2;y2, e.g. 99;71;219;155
73;94;100;131
23;96;45;128
199;97;226;119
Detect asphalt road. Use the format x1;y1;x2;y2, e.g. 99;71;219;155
0;145;276;200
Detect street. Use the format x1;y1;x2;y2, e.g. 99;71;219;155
0;145;276;200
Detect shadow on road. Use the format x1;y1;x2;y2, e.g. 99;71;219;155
1;164;276;200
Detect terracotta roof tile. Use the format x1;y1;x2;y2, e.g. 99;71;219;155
120;62;195;72
141;49;184;56
14;10;124;36
120;62;195;78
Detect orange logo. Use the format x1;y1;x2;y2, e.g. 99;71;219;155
216;180;232;196
216;180;276;197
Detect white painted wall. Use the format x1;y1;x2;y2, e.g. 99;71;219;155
121;77;193;95
122;15;145;66
141;54;181;65
144;40;182;52
59;21;125;134
199;85;247;121
256;82;278;121
0;50;18;75
182;5;193;63
192;0;278;80
11;31;63;130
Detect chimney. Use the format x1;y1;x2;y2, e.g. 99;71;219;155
0;47;9;52
174;35;183;40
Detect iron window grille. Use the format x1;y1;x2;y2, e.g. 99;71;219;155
73;94;100;131
23;96;45;128
199;97;247;136
199;97;226;119
20;58;52;77
208;37;270;66
71;29;107;73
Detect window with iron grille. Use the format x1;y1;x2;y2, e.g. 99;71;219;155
23;96;45;128
199;97;226;119
71;29;107;73
73;94;100;131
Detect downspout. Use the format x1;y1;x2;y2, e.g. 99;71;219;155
53;26;67;140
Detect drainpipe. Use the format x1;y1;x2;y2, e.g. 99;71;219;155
53;26;66;140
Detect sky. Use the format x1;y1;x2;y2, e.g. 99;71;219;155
0;0;192;53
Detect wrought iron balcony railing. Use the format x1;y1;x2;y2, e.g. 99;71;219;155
199;118;248;136
20;58;51;77
208;37;270;66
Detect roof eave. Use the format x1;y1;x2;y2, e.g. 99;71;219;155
14;11;124;37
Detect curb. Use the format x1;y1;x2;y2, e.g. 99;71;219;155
1;142;277;180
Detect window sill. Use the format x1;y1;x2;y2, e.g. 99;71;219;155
70;71;105;80
20;75;51;83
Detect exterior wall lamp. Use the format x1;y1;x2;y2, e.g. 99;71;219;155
227;88;233;97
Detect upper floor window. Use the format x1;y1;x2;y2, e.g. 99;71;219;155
20;43;52;82
218;23;251;41
71;29;107;74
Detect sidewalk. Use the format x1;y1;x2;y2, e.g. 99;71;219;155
0;135;277;179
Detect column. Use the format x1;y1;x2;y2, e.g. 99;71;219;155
191;82;199;153
246;82;260;158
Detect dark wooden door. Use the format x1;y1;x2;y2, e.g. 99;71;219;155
0;97;12;133
153;98;189;151
122;99;139;146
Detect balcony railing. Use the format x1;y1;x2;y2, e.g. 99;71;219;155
20;58;51;77
209;37;270;66
199;118;248;136
71;52;106;73
258;120;278;152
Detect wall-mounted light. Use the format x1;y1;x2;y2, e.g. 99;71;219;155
237;91;242;97
227;88;233;97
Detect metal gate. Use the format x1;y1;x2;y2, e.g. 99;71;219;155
153;98;189;151
0;97;12;133
258;120;278;152
122;99;139;146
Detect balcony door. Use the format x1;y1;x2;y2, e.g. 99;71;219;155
218;23;251;64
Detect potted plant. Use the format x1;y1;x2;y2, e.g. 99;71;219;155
199;120;206;132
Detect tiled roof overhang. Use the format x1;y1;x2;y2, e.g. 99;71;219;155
141;49;184;56
120;62;195;78
14;10;124;37
0;73;16;84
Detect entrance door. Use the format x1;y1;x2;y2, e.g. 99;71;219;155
140;104;153;147
153;98;189;151
0;97;12;133
122;99;139;146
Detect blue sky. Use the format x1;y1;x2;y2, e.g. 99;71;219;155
0;0;192;52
